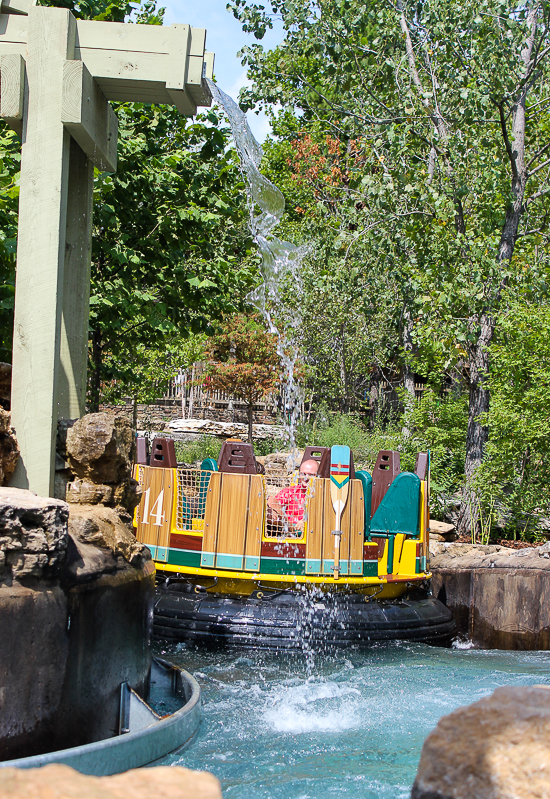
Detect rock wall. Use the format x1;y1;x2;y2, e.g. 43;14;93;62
0;412;154;761
0;410;18;486
101;399;277;430
430;542;550;649
411;685;550;799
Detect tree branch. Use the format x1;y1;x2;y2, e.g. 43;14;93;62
498;102;518;179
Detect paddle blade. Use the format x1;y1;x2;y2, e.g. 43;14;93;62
330;445;351;525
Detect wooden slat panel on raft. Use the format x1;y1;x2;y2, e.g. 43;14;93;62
244;474;264;571
322;478;352;574
349;481;364;573
305;477;324;573
216;473;250;569
134;465;174;550
202;470;222;566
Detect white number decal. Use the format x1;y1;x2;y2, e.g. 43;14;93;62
141;487;150;521
150;490;165;527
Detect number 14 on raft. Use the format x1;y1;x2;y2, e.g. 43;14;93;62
330;445;351;580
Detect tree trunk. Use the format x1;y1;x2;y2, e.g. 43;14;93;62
401;308;416;437
89;328;102;413
368;366;382;429
457;315;493;537
247;402;254;445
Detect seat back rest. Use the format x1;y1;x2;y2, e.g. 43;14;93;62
355;470;372;537
150;437;177;469
301;446;331;478
370;472;421;536
415;452;428;481
371;450;400;518
136;436;149;466
218;439;257;474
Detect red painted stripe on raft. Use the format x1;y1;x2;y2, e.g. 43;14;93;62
261;541;306;559
170;533;203;551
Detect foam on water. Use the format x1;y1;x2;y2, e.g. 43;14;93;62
156;642;550;799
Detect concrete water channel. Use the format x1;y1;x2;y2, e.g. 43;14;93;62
155;641;550;799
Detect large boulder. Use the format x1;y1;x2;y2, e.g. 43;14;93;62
0;487;68;581
0;764;222;799
58;413;140;513
411;685;550;799
65;504;149;583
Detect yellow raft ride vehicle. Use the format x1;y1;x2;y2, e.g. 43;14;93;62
133;438;455;649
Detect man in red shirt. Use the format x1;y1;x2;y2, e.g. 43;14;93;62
266;458;319;535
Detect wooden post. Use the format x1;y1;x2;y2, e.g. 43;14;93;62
10;8;76;495
58;136;94;420
1;5;214;496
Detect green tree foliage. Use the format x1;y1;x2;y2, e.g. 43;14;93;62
88;103;258;410
203;313;282;442
476;298;550;534
0;0;258;409
229;0;550;533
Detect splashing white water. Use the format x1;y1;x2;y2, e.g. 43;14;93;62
208;80;306;455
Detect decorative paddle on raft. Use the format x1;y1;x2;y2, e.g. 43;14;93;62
330;445;351;579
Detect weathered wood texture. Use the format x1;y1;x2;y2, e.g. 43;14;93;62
10;7;76;495
62;60;117;171
58;137;93;419
0;52;24;134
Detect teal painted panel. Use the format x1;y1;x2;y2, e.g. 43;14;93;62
415;557;421;574
306;559;322;574
201;458;218;471
370;472;421;536
259;558;306;576
244;556;260;571
322;560;350;574
216;553;244;570
200;551;215;568
148;545;157;559
350;559;363;575
355;470;372;536
168;549;202;569
363;560;378;577
156;547;168;562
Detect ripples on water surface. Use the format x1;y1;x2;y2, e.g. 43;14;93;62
156;642;550;799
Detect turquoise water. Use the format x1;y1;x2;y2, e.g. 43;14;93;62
155;642;550;798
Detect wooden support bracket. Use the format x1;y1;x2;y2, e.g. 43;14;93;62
0;52;24;135
62;59;117;172
1;0;35;16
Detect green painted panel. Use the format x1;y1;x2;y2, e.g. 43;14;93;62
355;470;372;537
363;560;378;577
415;557;421;574
169;548;202;569
350;559;363;575
259;557;306;576
201;458;218;471
370;472;421;536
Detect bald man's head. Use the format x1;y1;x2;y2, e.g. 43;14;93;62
299;459;319;480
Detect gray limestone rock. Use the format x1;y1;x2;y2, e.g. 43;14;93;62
0;409;19;486
59;413;141;513
0;487;69;580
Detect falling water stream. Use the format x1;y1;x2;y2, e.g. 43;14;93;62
156;642;550;798
153;86;547;797
207;80;305;455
